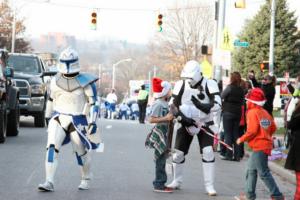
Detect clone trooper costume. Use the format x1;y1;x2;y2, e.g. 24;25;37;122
167;60;221;196
38;48;99;192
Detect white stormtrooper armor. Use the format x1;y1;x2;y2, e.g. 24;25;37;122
38;48;99;192
167;60;221;196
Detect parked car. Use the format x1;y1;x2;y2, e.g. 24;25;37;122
7;53;54;127
0;49;20;143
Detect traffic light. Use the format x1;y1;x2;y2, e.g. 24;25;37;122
91;11;97;30
157;14;163;32
234;0;246;8
260;61;269;72
201;45;208;55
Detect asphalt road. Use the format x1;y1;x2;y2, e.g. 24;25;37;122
0;117;295;200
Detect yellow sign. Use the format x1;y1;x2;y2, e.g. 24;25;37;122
201;59;213;78
221;27;233;51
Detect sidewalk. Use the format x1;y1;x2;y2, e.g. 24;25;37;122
269;161;296;184
269;117;296;184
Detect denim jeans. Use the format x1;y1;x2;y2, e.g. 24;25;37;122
119;111;128;120
153;153;167;189
245;151;283;200
222;112;241;160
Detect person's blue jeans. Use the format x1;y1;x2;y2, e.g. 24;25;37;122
131;111;139;120
119;111;127;119
153;153;167;189
245;151;283;200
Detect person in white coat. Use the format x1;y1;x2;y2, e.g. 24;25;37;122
106;89;118;119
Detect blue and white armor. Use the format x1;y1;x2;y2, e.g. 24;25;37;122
168;60;221;196
38;48;99;192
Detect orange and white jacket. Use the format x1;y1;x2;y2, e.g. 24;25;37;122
239;106;276;154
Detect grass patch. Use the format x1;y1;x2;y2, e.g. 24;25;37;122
273;110;282;118
275;127;286;135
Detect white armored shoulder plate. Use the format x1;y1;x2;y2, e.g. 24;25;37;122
76;73;98;88
173;80;184;96
55;73;98;92
206;79;220;95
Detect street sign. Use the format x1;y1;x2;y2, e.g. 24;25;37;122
234;39;249;47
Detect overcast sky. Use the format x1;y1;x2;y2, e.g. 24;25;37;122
13;0;300;44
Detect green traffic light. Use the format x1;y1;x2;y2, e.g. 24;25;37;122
90;24;97;30
158;26;162;32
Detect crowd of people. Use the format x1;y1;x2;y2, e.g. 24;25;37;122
99;94;143;121
40;47;299;199
145;63;300;199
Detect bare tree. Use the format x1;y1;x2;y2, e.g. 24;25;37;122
148;0;214;80
0;0;32;52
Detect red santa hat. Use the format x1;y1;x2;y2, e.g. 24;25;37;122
245;88;266;106
152;77;171;98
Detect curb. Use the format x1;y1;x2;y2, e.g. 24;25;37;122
269;161;296;184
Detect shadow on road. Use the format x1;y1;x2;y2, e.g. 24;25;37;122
20;117;36;128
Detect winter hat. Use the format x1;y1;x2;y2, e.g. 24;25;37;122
152;77;171;98
245;88;266;106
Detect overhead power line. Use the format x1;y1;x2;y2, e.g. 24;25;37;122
20;0;213;12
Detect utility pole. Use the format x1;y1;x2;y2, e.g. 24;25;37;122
98;64;102;92
213;0;226;82
153;66;157;77
216;0;226;49
11;1;16;53
269;0;276;75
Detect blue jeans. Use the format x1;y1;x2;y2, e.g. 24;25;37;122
119;111;128;119
153;153;167;189
245;151;283;200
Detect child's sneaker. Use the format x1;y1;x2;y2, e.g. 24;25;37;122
153;187;173;193
234;193;248;200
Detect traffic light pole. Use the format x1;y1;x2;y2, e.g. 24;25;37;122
269;0;276;75
212;0;226;82
11;6;16;53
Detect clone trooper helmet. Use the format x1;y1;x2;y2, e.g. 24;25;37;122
180;60;202;88
57;47;80;75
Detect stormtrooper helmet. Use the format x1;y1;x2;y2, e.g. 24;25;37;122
180;60;203;88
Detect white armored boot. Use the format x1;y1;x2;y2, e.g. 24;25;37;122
167;163;184;189
38;146;58;192
202;146;217;196
167;150;184;189
78;153;91;190
202;162;217;196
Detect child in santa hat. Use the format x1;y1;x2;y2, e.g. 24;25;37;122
145;77;174;193
236;88;284;200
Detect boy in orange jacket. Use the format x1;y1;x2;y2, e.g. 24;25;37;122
236;88;284;200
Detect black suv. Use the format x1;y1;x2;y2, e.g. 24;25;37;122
8;53;53;127
0;49;20;143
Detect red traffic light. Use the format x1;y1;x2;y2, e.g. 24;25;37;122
91;12;97;18
90;11;97;30
157;14;163;26
260;61;269;72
